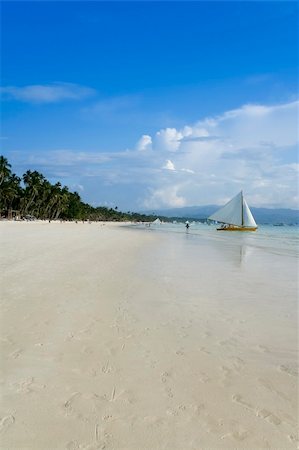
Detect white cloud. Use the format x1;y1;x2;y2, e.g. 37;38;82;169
181;168;195;174
141;100;299;209
136;135;152;152
71;184;84;192
143;185;187;209
86;95;138;112
154;128;183;152
27;150;111;167
1;83;96;103
199;101;298;148
163;160;176;171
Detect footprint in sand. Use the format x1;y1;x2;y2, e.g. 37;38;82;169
201;414;225;435
256;409;281;426
221;430;250;442
63;392;103;421
220;359;244;387
258;378;290;402
9;348;23;359
230;356;245;369
101;360;113;374
199;372;211;383
190;403;226;436
232;395;282;427
218;337;238;348
166;404;187;417
66;441;80;450
161;372;174;398
1;335;15;346
0;415;15;433
202;331;211;339
107;386;134;405
220;366;233;386
256;344;270;353
191;403;206;415
288;434;299;444
63;392;82;416
166;408;179;416
165;387;174;398
198;346;210;354
102;415;114;422
81;346;94;355
12;377;46;394
232;394;254;411
279;364;297;377
89;420;114;448
161;371;171;383
175;349;185;356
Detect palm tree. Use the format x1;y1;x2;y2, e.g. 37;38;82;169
0;157;22;216
0;174;21;212
32;179;50;218
23;170;45;215
53;185;69;220
0;156;12;186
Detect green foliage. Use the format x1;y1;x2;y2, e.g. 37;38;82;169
0;156;166;222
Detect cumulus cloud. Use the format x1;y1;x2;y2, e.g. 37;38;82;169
154;128;183;152
141;100;298;209
136;135;152;152
143;185;187;209
163;160;176;171
1;83;96;103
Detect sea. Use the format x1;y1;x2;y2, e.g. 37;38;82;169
131;222;299;259
129;221;298;316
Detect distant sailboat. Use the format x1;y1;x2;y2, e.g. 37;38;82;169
208;191;258;231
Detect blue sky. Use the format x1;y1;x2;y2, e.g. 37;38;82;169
1;1;298;210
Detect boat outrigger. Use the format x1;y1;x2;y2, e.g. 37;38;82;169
208;191;258;232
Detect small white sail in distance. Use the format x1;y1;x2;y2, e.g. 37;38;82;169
208;191;257;228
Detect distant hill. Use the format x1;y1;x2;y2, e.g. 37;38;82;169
145;206;299;224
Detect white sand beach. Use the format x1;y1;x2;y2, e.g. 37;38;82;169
0;221;298;449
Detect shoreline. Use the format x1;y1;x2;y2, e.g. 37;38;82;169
0;221;298;449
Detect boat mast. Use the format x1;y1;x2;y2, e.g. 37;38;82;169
241;190;244;226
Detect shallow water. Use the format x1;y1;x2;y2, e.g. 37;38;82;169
132;222;299;259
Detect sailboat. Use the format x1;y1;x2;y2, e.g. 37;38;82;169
208;191;258;231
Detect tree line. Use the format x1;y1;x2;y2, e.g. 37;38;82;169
0;156;160;222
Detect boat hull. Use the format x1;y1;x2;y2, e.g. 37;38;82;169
217;226;257;232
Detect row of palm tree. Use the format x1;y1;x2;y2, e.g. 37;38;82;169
0;156;159;222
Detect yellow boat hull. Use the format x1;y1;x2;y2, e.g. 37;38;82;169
217;226;257;232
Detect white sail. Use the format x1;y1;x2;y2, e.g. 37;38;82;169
243;198;257;227
208;192;243;226
208;191;257;228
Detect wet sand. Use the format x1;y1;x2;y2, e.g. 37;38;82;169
0;221;298;449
